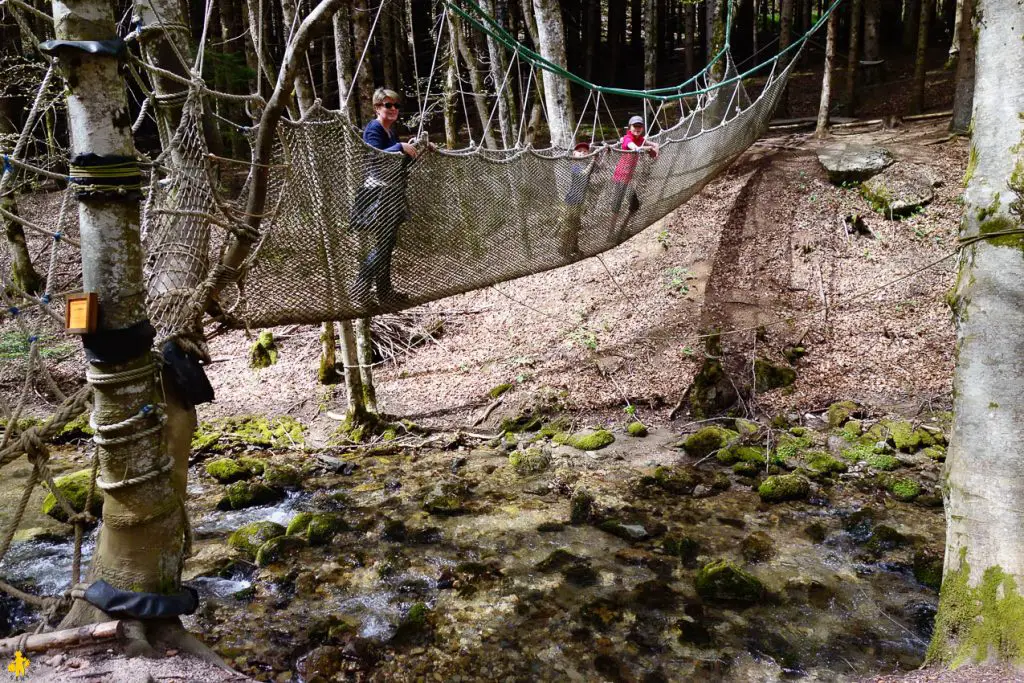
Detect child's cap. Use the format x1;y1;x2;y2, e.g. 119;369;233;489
573;141;590;152
628;115;645;127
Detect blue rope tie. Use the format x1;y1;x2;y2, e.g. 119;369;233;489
53;232;62;242
7;306;19;317
1;154;11;174
140;404;154;415
28;335;38;343
40;294;51;304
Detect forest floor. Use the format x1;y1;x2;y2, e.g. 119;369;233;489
6;108;1016;680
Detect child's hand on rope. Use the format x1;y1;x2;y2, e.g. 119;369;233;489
647;143;660;159
400;142;419;159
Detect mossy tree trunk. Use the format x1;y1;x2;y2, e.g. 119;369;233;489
338;320;367;420
814;9;837;138
948;0;974;133
54;0;185;627
352;0;376;122
3;196;43;295
449;10;498;149
356;317;377;413
332;0;354;117
443;30;459;148
643;0;658;89
481;0;515;147
929;0;1024;664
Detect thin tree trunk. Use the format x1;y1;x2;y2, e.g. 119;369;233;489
631;0;643;49
352;0;376;122
844;0;862;115
948;0;974;133
779;0;794;113
609;0;626;81
319;322;341;383
863;0;881;61
929;0;1024;664
356;317;377;413
333;0;354;117
532;0;576;147
444;30;459;148
815;9;837;137
684;1;695;77
282;0;318;111
3;197;42;294
54;0;183;626
644;0;657;89
379;0;399;88
338;320;367;418
481;0;513;146
903;0;921;50
584;0;600;81
948;0;962;57
911;0;931;113
450;12;498;148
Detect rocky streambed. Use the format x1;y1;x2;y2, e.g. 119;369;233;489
1;405;949;682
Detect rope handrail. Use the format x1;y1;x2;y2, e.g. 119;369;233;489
446;0;842;101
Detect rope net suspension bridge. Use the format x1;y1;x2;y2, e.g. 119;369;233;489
0;0;838;633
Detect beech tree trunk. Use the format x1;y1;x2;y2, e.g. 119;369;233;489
844;0;862;115
481;0;514;146
779;0;794;113
53;0;184;626
333;0;354;117
351;0;376;122
863;0;881;60
684;1;696;77
531;0;576;148
815;9;837;137
3;197;43;295
929;0;1024;664
948;0;974;133
911;0;931;113
449;11;498;148
443;31;459;148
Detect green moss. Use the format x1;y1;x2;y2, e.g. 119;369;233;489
866;453;901;471
423;482;468;515
205;458;251;484
928;550;1024;666
732;461;759;477
842;420;863;438
827;401;859;428
888;478;921;501
695;560;767;603
740;531;775;563
788;426;808;437
881;419;936;451
306;513;347;545
285;512;314;537
249;330;279;369
805;451;848;475
487;383;513;399
922;445;947;461
687;334;737;418
199;416;306;450
227;521;286;557
537;418;569;439
646;466;698;494
559;429;615;451
734;419;759;436
978;215;1024;249
56;413;94;442
498;413;543;433
718;445;778;468
865;524;908;553
913;549;944;591
626;421;648;437
682;426;738;458
963;145;978;186
753;359;797;393
508;448;551;475
758;474;810;503
238;456;265;475
40;469;102;523
775;433;813;461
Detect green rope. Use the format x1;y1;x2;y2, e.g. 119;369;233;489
446;0;843;100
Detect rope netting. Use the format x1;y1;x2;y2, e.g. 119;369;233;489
232;52;782;326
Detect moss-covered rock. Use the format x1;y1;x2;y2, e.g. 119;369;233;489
842;419;864;438
423;481;469;515
307;513;347;545
570;488;594;524
866;453;901;471
686;334;740;418
55;413;94;443
887;477;921;501
263;464;302;490
682;426;738;458
286;512;314;536
740;531;776;563
499;412;543;433
922;445;946;461
217;481;285;510
733;419;760;437
805;451;848;475
40;469;102;523
626;421;648;437
487;383;513;399
718;445;778;468
758;474;811;503
663;536;701;568
249;330;279;369
880;419;936;451
197;416;306;451
732;461;760;477
913;549;943;590
643;466;698;495
509;448;551;475
865;524;909;553
556;429;615;451
753;359;797;393
227;521;286;557
774;433;813;461
205;458;252;484
695;560;767;603
826;401;859;428
255;534;307;567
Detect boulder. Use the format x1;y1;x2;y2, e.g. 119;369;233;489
695;560;767;603
860;165;935;218
227;521;286;557
40;469;103;524
757;474;811;503
255;534;307;567
817;143;893;184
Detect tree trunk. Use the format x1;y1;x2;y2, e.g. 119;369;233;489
928;0;1024;665
609;0;626;81
481;0;514;146
948;0;962;57
631;0;643;49
644;0;657;89
319;322;341;383
911;0;931;113
338;320;367;418
903;0;921;51
356;317;377;413
282;0;318;111
443;30;459;148
3;197;43;295
450;11;498;148
779;0;794;113
333;0;354;117
351;0;376;122
379;0;399;89
531;0;576;148
684;1;696;77
948;0;974;133
844;0;862;115
815;9;837;137
54;0;184;626
863;0;881;61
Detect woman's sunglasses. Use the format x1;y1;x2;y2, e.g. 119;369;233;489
379;102;400;110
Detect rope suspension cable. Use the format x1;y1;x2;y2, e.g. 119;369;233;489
478;50;521;150
418;8;449;139
345;0;389;110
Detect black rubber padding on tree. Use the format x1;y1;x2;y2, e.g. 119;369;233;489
38;39;127;58
82;320;156;365
83;580;199;619
162;339;215;408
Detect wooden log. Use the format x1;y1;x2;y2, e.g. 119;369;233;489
0;620;123;656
